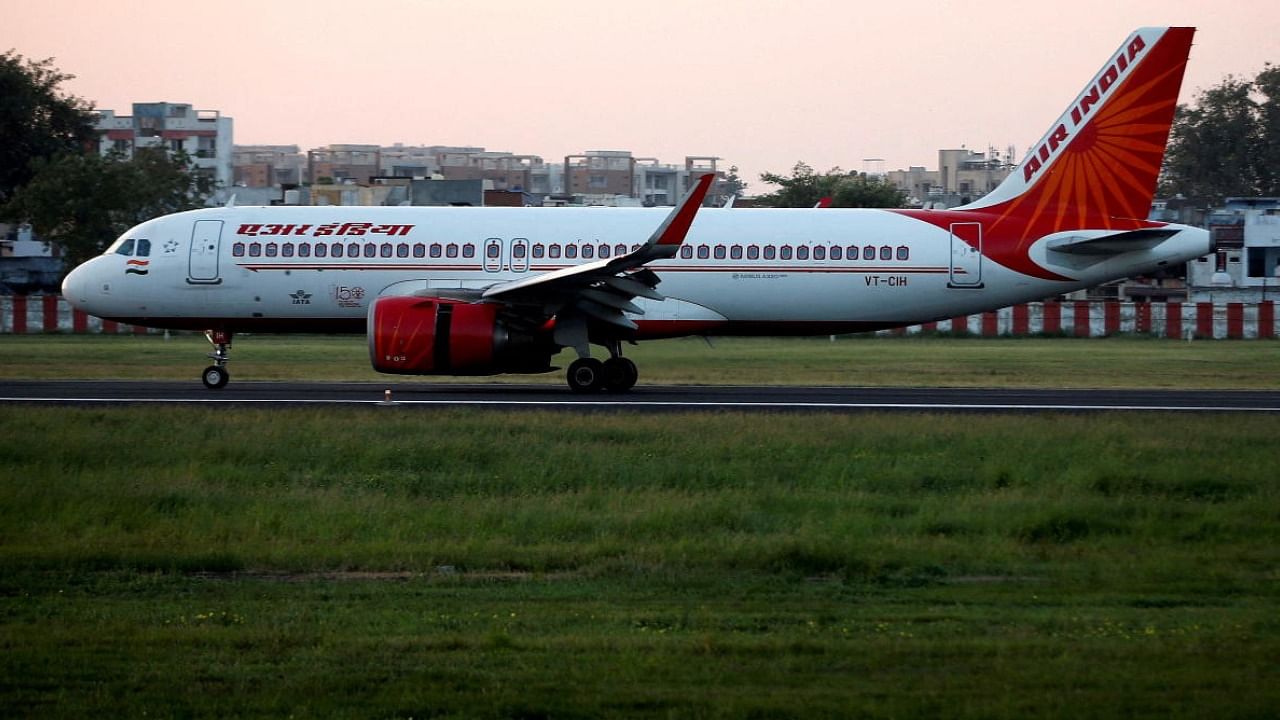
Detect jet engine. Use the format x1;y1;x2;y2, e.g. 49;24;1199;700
368;296;552;375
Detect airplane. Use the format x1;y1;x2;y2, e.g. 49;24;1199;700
62;27;1210;393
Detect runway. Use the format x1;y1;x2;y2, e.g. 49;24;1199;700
2;380;1279;413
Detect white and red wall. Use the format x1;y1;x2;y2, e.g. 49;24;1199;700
3;295;1278;339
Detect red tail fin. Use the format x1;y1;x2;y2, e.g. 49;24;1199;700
970;27;1195;227
897;27;1196;280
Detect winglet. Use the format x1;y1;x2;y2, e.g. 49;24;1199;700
814;197;832;209
649;173;715;248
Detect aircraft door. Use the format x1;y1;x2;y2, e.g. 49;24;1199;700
510;238;529;273
483;237;503;272
948;222;983;288
188;220;223;283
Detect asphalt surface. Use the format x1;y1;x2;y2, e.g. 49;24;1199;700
2;380;1279;413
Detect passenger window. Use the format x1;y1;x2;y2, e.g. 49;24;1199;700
315;243;327;258
265;243;278;257
879;245;892;261
136;239;151;257
377;243;390;258
115;239;136;256
615;244;627;256
780;246;793;260
331;242;343;257
462;244;476;258
714;245;726;260
796;246;809;260
847;245;858;260
764;246;776;260
232;242;245;257
680;245;693;259
897;245;909;260
582;245;594;259
863;245;875;260
549;244;561;259
249;242;261;257
298;243;311;258
362;244;376;258
814;246;826;260
484;243;497;259
565;245;578;259
599;245;610;259
282;243;295;258
348;243;360;257
413;243;425;258
830;246;842;260
396;243;409;258
532;244;544;259
514;244;527;259
730;246;743;260
697;246;710;260
747;245;759;260
446;244;458;258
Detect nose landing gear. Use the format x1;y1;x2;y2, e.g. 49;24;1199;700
202;330;232;389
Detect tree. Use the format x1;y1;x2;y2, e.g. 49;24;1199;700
1159;65;1280;203
755;162;904;208
1253;65;1280;195
0;50;96;205
719;165;747;200
6;148;214;267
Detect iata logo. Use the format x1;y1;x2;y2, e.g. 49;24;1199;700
290;290;312;305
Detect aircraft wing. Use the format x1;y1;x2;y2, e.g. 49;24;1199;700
480;173;715;332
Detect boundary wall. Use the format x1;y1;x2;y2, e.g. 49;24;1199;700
2;295;1278;339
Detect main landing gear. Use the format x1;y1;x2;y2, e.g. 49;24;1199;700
202;330;232;389
566;341;638;394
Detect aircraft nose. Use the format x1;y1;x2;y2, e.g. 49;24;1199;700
61;261;91;310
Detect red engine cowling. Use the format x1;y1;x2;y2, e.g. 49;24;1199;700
368;296;550;375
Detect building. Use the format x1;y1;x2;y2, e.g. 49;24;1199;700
565;151;725;207
232;145;305;188
1187;198;1280;302
94;102;233;198
306;144;381;185
886;147;1014;208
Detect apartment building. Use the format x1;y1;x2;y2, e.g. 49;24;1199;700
94;102;233;194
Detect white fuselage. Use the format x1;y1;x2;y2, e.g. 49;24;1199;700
62;205;1211;335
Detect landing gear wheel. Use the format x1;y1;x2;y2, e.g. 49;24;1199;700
602;357;638;393
202;365;229;390
567;358;605;393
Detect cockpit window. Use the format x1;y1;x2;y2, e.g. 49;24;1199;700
136;239;151;257
114;239;136;256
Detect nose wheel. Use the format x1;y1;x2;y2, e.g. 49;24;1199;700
202;365;229;389
202;330;233;389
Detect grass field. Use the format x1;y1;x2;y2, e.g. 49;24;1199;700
2;334;1276;715
2;405;1278;717
1;332;1278;387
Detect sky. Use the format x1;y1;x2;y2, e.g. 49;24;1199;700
5;0;1278;191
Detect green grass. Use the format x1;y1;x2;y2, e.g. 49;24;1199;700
1;407;1277;717
2;333;1279;387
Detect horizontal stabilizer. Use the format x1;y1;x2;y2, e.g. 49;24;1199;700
1045;228;1180;256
